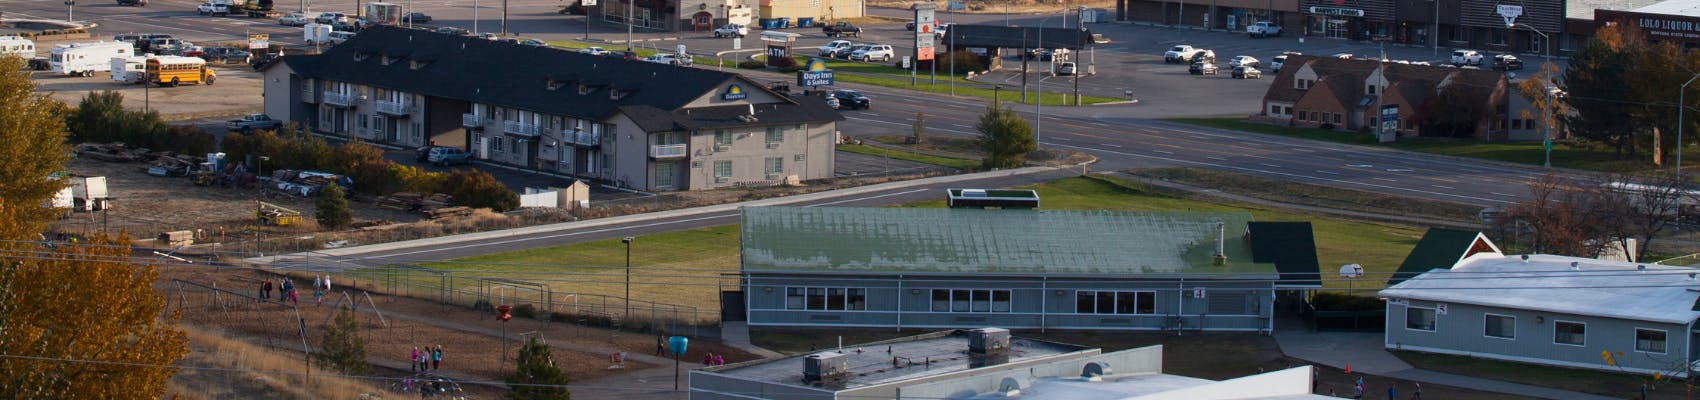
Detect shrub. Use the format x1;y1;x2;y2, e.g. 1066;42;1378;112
1319;122;1336;130
444;169;519;212
943;51;985;75
315;184;353;229
737;60;766;69
511;304;538;319
64;91;217;155
771;55;798;70
472;298;493;312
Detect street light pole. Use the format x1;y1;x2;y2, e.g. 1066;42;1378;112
1679;74;1700;183
626;0;635;52
1512;22;1551;167
474;0;480;34
622;236;633;320
65;0;74;22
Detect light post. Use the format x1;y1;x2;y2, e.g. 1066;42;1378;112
1679;73;1700;183
501;0;509;35
65;0;74;22
1511;22;1551;167
622;236;633;320
474;0;480;34
993;84;1002;106
1431;0;1439;59
626;0;635;52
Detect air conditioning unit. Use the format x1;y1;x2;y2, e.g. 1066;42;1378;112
767;142;781;149
715;176;730;183
968;328;1011;355
803;352;849;386
715;145;732;152
766;173;781;180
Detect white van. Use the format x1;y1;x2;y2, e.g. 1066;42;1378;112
0;36;37;59
50;41;134;76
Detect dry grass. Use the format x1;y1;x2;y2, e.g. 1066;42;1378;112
167;325;388;400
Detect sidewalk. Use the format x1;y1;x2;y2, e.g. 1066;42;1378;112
1273;318;1617;400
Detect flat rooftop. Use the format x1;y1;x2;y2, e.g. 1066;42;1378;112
706;330;1091;390
1379;254;1700;324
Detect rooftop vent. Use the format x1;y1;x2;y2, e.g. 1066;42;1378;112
802;352;848;387
967;328;1010;356
1521;254;1529;263
1571;261;1580;271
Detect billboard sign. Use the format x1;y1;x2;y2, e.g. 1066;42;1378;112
797;58;835;86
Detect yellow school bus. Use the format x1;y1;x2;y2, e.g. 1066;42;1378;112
145;56;217;86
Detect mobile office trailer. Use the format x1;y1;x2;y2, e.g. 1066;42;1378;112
1;36;37;59
110;56;151;83
363;2;401;26
50;41;134;76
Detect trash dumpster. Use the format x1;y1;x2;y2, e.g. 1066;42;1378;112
759;18;779;29
777;17;791;28
796;17;814;27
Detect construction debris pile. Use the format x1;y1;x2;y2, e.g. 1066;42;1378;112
375;192;472;219
269;170;353;197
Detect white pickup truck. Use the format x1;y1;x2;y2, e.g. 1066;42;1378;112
1163;45;1203;63
1246;21;1283;38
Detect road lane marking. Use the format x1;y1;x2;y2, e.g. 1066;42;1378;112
951;124;972;128
1089;122;1111;127
809;188;929;206
1373;177;1397;182
1347;164;1373;168
1207;156;1227;160
1101;143;1123;148
1053;137;1072;141
1260;163;1281;168
1491;192;1516;197
1154;150;1173;154
1386;168;1415;172
1433;185;1455;189
1315;170;1339;175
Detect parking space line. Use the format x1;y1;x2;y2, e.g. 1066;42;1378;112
1315;170;1339;175
1374;177;1398;182
1153;150;1173;154
1259;163;1280;168
1206;156;1227;160
1491;192;1516;197
1101;143;1123;148
1433;185;1455;189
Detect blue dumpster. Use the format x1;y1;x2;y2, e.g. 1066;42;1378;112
796;17;814;27
759;18;778;29
777;17;791;28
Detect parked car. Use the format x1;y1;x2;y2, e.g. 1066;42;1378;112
278;12;310;26
713;24;748;38
1163;45;1202;63
203;47;251;63
197;2;230;16
1491;54;1524;70
325;31;356;45
579;46;609;55
226;114;283;133
402;12;432;23
1270;51;1299;71
435;26;470;36
1331;53;1353;59
1231;66;1262;79
1246;21;1283;37
832;44;866;59
427;147;472;166
1189;50;1216;64
850;44;894;62
1055;61;1077;76
819;40;852;57
117;0;148;6
145;38;192;54
1228;55;1259;68
519;38;548;47
831;89;870;110
644;53;692;66
1188;62;1218;75
414;146;443;162
1451;49;1483;66
315;12;347;24
821;22;862;38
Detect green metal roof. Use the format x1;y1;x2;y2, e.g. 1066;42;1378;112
1389;228;1485;286
740;207;1279;276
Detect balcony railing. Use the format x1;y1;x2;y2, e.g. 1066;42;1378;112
461;113;483;128
650;144;687;158
503;121;539;136
573;131;601;147
323;92;354;107
299;88;315;103
375;100;412;117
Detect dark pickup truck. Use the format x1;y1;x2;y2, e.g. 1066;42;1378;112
821;22;861;38
227;114;283;133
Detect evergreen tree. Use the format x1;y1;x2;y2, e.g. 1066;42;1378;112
316;184;353;229
975;100;1035;169
1563;26;1640;156
315;305;371;376
507;337;571;400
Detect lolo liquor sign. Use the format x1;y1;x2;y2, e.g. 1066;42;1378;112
796;58;835;87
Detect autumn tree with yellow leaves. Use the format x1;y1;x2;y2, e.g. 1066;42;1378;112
0;55;188;397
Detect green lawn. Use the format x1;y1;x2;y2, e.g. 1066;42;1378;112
1394;351;1679;399
1170;117;1652;172
395;175;1426;321
838;143;980;169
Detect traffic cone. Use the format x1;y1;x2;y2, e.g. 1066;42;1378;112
1344;363;1351;374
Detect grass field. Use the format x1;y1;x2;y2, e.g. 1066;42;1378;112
838;143;980;169
1170;117;1652;173
1394;351;1681;399
400;175;1426;319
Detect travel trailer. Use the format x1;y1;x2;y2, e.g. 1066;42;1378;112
50;41;134;76
0;36;36;59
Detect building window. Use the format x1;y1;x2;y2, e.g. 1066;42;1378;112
491;137;505;154
1075;290;1155;314
1511;119;1522;130
1368;84;1377;95
1298;111;1308;121
764;157;783;174
1484;314;1515;339
806;287;826;310
1525;118;1536;129
1405;119;1415;130
930;289;1012;313
1405;307;1436;331
828;288;847;310
1490;28;1506;45
512;138;522;154
786;287;805;309
1270;105;1280;115
713;160;732;178
848;288;866;310
1333;113;1343;124
1449;27;1466;42
1636;328;1667;353
655;161;675;188
714;130;732;147
766;126;784;144
1554;321;1586;346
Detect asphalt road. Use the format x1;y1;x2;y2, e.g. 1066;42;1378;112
16;0;1546;220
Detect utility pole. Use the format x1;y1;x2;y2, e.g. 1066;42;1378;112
501;0;509;35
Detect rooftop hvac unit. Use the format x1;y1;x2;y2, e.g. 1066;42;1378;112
803;352;849;386
968;328;1011;355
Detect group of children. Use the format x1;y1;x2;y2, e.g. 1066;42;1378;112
258;274;332;305
411;346;445;372
701;352;725;367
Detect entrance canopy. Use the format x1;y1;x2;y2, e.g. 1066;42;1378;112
942;24;1092;50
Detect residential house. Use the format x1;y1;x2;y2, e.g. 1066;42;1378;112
260;26;841;191
1258;55;1510;141
735;206;1322;331
1380;240;1700;377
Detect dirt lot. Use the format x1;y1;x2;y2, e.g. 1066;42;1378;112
28;38;264;119
55;156;422;249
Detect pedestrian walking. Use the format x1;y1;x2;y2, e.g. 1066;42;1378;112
1410;382;1422;400
1351;378;1364;399
656;334;665;356
432;346;442;370
410;347;420;372
322;274;331;292
1386;383;1396;400
261;279;273;300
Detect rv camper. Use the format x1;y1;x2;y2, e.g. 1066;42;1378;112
50;42;134;76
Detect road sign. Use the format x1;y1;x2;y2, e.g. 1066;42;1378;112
1192;288;1206;299
913;3;937;63
797;58;835;86
732;37;741;50
247;34;269;50
1498;5;1522;26
582;0;596;5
